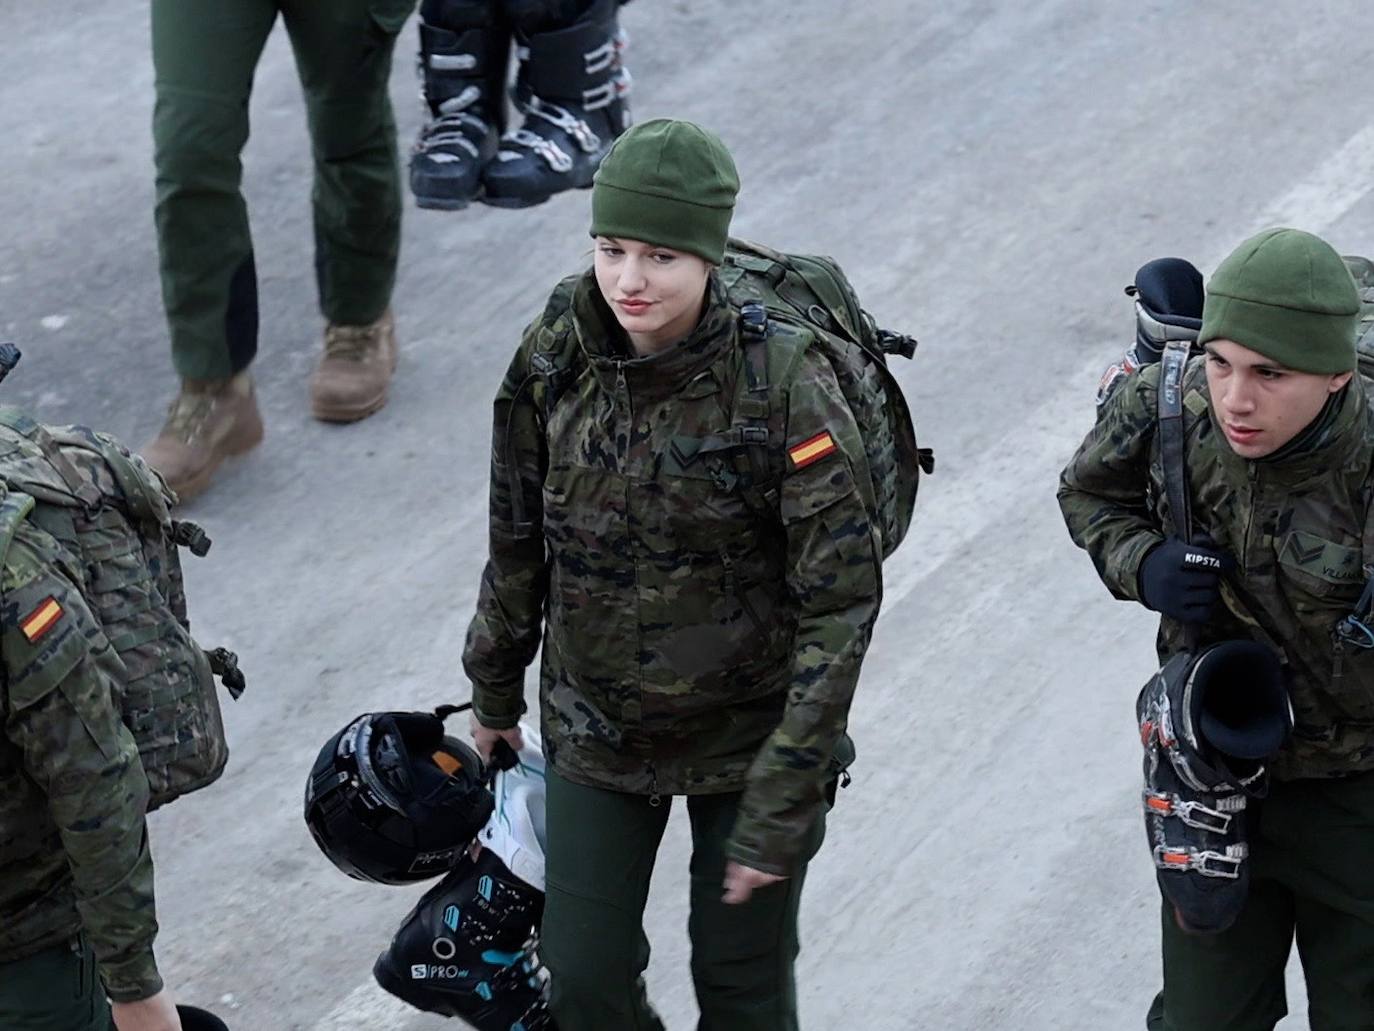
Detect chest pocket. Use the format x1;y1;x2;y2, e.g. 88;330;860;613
1278;530;1364;607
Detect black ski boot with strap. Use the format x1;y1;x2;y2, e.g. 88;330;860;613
409;5;511;210
481;0;630;208
372;847;552;1028
1137;640;1291;934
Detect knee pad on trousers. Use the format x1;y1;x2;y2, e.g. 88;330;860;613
153;93;249;187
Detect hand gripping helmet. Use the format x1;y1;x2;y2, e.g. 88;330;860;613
304;704;494;884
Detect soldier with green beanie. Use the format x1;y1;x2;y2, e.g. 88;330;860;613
462;117;885;1029
141;0;417;502
1059;227;1374;1030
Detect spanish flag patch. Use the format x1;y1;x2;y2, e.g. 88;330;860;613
788;431;838;470
20;596;64;643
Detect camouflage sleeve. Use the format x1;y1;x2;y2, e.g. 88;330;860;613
461;322;551;729
727;352;883;875
2;526;161;1002
1056;362;1164;601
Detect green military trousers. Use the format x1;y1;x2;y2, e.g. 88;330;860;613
151;0;413;381
1146;768;1374;1030
0;935;113;1031
540;767;826;1031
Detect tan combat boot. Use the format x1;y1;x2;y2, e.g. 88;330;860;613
309;309;398;422
141;372;264;503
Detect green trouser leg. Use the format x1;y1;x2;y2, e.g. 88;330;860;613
151;0;274;380
152;0;409;381
280;0;409;328
1145;770;1374;1031
0;936;114;1031
686;789;824;1031
540;768;824;1031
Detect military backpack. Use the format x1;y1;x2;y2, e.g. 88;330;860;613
528;237;932;559
0;408;244;811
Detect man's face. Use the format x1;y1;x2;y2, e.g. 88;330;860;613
1203;338;1353;459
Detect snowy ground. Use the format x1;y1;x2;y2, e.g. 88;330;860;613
4;1;1370;1027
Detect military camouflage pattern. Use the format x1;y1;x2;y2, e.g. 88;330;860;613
0;409;230;810
464;270;883;872
1059;356;1374;779
0;489;162;1002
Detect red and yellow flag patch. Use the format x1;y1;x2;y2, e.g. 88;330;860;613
788;431;838;470
20;596;64;643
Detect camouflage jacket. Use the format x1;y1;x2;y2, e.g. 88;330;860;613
0;488;161;1001
463;270;883;873
1058;356;1374;779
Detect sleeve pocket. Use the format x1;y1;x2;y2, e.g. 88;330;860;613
780;457;857;525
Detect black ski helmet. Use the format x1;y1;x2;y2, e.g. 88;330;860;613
176;1006;230;1031
304;705;494;884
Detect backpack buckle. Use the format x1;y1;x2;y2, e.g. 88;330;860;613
171;519;212;557
876;329;917;359
739;303;768;339
207;646;247;699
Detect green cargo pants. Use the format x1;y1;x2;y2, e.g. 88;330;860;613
152;0;412;380
0;935;113;1031
1145;768;1374;1030
540;767;826;1031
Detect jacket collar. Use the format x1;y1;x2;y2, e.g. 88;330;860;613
571;270;738;403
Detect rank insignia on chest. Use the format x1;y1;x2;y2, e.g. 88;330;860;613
788;431;838;470
20;596;63;643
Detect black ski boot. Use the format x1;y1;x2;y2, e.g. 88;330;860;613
1137;640;1291;934
481;0;630;208
373;847;553;1029
1097;257;1205;409
410;16;510;210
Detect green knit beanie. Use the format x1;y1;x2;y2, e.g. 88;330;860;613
590;118;739;265
1199;227;1359;374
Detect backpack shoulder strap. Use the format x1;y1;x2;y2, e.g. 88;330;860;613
733;304;811;515
501;278;583;539
1157;341;1193;544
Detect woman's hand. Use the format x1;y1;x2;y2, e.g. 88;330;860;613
722;861;787;904
469;716;524;762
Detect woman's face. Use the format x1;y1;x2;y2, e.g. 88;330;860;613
593;237;712;354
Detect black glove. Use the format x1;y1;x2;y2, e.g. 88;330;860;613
1138;536;1232;624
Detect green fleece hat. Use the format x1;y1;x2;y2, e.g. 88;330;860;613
590;118;739;264
1199;227;1359;374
